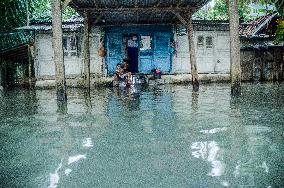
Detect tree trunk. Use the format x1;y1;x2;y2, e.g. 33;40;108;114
228;0;241;96
28;44;33;87
83;11;90;88
187;11;199;92
51;0;67;101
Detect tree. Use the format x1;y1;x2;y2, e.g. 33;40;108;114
194;0;250;21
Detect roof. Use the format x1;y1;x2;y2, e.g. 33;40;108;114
0;31;31;53
19;18;230;32
239;13;284;49
18;23;84;32
239;13;278;36
69;0;211;26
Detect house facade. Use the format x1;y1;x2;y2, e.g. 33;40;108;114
27;20;230;86
17;12;284;87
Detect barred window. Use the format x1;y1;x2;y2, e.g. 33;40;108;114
63;35;78;56
197;36;204;46
206;36;213;48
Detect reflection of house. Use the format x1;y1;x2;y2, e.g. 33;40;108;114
240;13;284;81
20;18;231;87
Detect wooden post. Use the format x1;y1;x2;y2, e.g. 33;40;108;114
187;11;199;92
228;0;241;96
83;11;90;88
51;0;67;101
28;44;33;87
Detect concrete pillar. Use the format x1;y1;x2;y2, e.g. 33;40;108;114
187;11;199;92
83;11;91;88
228;0;241;96
51;0;67;101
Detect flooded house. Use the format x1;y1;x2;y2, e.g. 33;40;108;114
18;0;235;88
20;19;231;87
14;2;284;88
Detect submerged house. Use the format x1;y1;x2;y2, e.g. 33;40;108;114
20;0;236;87
17;2;284;87
240;13;284;81
22;19;231;82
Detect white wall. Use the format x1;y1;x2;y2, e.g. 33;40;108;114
89;27;104;75
34;26;230;78
35;29;103;79
173;30;230;74
35;33;54;77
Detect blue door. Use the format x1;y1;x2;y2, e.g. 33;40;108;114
153;33;171;73
106;33;122;74
139;35;154;73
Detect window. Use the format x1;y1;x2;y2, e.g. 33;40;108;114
197;36;204;46
206;36;213;48
63;35;78;56
140;35;152;51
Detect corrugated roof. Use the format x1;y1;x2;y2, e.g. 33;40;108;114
239;13;278;36
70;0;208;9
69;0;211;26
0;31;31;53
17;23;84;32
19;19;230;32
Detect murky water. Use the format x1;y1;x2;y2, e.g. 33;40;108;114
0;83;283;187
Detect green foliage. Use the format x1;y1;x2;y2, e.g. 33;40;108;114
0;0;27;32
30;0;78;22
194;0;250;21
0;0;77;31
275;0;284;16
0;0;77;51
274;18;284;44
30;0;52;22
194;0;280;21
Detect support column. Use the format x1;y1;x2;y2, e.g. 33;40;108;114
187;11;199;92
83;11;90;88
51;0;67;101
28;44;33;87
228;0;241;96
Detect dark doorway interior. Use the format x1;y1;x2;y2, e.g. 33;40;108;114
123;34;139;73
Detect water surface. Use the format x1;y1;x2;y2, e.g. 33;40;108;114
0;83;283;187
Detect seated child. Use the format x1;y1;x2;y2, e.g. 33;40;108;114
114;63;127;81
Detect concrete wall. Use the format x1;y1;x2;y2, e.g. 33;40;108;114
34;33;54;78
34;28;103;80
173;30;230;74
89;27;104;76
34;25;230;81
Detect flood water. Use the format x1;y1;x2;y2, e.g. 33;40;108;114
0;83;283;187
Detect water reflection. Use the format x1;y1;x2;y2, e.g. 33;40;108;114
0;83;283;187
191;91;199;112
83;89;92;114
